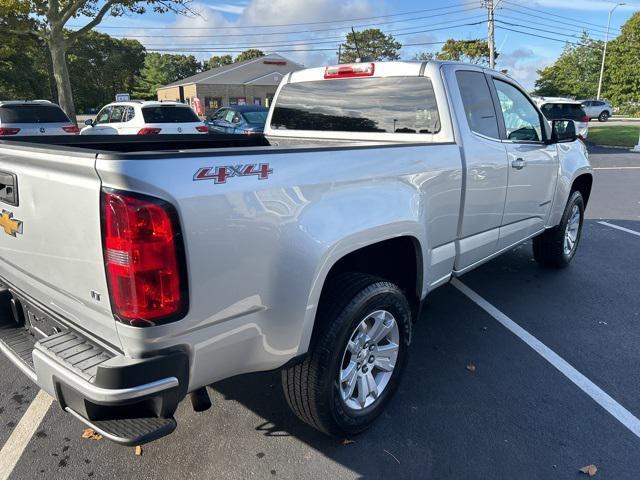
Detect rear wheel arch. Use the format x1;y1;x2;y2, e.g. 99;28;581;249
310;236;423;344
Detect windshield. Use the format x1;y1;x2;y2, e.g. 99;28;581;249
243;111;268;124
271;77;440;134
141;106;200;123
540;103;586;121
0;104;70;123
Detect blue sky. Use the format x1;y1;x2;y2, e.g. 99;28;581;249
70;0;640;89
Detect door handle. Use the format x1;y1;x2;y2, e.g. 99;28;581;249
511;158;526;170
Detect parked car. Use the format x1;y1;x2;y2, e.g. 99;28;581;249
81;101;209;135
579;99;613;122
0;61;592;445
534;97;589;138
207;105;269;134
0;100;79;136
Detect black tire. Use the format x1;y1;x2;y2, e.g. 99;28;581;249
598;111;610;122
533;190;584;268
282;273;411;436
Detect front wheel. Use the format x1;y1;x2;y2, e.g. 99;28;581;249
282;273;411;436
598;111;610;122
533;190;584;268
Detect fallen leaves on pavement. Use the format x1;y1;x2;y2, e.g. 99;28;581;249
81;428;102;441
579;464;598;477
466;363;476;372
342;439;355;446
134;445;143;456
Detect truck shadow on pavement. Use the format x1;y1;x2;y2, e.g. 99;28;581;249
208;221;640;479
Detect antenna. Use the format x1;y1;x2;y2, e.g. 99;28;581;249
351;27;362;60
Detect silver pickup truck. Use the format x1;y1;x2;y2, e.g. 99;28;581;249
0;61;592;445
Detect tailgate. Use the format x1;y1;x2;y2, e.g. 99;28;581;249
0;143;120;348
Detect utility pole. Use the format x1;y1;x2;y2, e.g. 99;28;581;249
597;2;625;100
487;0;495;69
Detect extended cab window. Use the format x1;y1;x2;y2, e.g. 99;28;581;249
142;106;200;123
271;77;440;134
493;80;542;142
455;71;499;139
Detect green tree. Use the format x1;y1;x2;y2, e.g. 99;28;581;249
0;31;51;100
339;29;401;63
234;49;265;63
534;33;603;99
207;54;232;69
0;0;191;122
67;31;145;111
413;51;435;61
134;52;203;100
436;39;497;65
603;12;640;113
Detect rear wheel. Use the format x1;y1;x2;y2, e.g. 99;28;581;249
598;111;610;122
533;190;584;268
282;273;411;436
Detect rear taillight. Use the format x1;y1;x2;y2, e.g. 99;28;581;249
137;127;162;135
101;189;187;326
62;125;80;134
324;63;375;79
195;125;209;133
0;128;20;136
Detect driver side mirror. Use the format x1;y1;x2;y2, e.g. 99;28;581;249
84;119;94;127
551;119;578;143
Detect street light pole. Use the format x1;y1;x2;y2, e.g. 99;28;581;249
597;3;625;100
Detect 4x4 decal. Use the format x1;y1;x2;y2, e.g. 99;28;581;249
193;163;272;184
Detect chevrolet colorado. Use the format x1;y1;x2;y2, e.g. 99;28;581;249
0;61;592;445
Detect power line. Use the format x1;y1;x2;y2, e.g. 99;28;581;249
67;1;482;30
101;7;485;38
117;16;487;47
502;0;622;32
136;21;486;49
499;14;608;40
496;25;606;48
501;3;621;35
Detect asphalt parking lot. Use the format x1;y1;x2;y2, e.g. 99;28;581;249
0;146;638;480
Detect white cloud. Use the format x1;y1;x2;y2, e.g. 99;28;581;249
497;46;555;90
128;0;390;67
208;4;247;15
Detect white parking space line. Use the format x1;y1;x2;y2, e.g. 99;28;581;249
0;390;53;480
598;221;640;238
593;167;640;170
451;278;640;440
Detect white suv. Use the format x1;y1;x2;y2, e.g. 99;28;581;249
80;101;208;135
0;100;79;136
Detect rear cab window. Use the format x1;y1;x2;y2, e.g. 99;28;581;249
270;77;440;135
142;106;200;123
0;104;70;123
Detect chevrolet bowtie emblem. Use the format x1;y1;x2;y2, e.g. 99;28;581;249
0;210;23;237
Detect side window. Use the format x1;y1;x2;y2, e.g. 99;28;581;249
455;71;500;139
109;105;125;123
124;107;135;122
492;79;542;142
95;107;111;124
232;113;241;124
225;110;236;123
214;109;227;121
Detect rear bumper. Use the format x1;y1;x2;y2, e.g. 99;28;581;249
0;289;189;445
